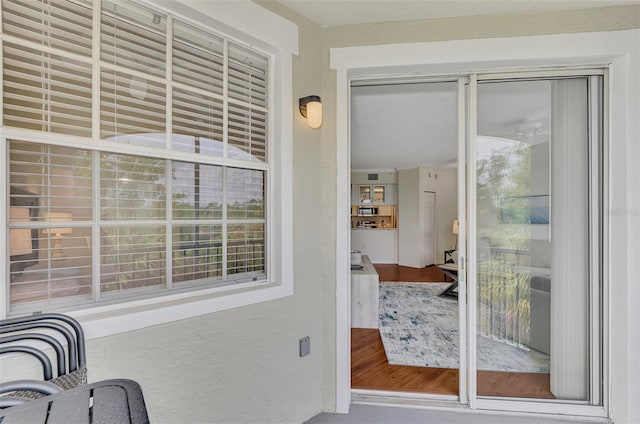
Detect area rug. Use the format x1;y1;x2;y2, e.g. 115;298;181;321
378;282;550;373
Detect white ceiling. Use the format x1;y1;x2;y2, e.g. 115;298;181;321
350;80;551;171
278;0;639;28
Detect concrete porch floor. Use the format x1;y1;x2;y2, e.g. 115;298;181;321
305;404;607;424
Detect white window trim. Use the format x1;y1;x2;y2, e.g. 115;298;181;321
0;0;297;339
331;28;639;421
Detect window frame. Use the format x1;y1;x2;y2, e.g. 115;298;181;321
0;0;296;334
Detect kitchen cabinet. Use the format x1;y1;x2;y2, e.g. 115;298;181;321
352;184;397;205
351;205;397;229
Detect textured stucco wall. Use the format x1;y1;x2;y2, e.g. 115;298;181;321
5;4;637;424
84;3;326;423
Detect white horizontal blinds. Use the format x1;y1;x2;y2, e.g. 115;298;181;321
172;162;223;284
98;141;167;296
99;152;166;292
172;87;224;155
2;0;273;312
3;43;93;135
172;21;224;156
8;141;93;308
172;20;223;95
227;223;265;277
100;0;166;147
2;0;93;136
99;152;166;220
100;225;166;294
172;224;223;283
226;167;265;277
172;161;223;219
99;68;166;146
227;168;264;219
100;0;166;77
227;43;268;163
2;0;93;55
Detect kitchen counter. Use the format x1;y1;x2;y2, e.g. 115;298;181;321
351;228;398;264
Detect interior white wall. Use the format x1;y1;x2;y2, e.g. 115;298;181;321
397;168;421;267
419;166;458;263
351;170;397;185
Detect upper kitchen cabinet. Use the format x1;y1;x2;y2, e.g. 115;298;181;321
352;184;397;205
351;171;398;205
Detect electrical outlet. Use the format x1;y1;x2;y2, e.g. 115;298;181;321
299;336;310;357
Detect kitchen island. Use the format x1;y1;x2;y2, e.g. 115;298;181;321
351;228;398;264
351;255;379;329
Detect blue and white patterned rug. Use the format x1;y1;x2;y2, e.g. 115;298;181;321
379;282;550;373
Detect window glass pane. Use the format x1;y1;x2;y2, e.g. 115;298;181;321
172;224;222;283
2;0;273;313
10;227;93;307
100;225;166;293
172;161;223;219
227;223;265;276
476;78;592;401
10;141;93;220
172;88;224;156
227;168;264;219
100;153;166;220
3;43;92;136
101;0;166;77
228;42;268;108
100;68;166;147
173;20;224;95
2;0;93;57
373;186;385;203
228;104;267;162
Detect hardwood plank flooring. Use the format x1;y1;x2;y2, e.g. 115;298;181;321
352;328;458;394
374;263;447;282
351;264;554;399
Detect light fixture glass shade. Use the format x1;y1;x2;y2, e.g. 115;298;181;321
10;207;33;256
306;100;323;129
452;219;459;235
44;212;73;236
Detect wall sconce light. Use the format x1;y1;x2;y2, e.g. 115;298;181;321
299;95;322;129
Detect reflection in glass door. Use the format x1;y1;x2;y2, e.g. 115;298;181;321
474;76;602;402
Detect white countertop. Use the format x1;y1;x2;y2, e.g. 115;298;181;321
351;255;377;275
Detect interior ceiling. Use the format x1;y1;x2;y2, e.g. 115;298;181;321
350;80;551;171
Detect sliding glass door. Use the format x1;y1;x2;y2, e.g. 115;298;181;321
471;75;604;406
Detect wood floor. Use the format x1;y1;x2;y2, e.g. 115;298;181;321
351;263;554;399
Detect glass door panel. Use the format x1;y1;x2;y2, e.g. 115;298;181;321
373;185;385;203
474;77;598;402
359;185;371;203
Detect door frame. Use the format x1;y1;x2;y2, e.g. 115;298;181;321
332;29;639;419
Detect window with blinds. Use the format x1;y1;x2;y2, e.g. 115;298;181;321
3;0;271;313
